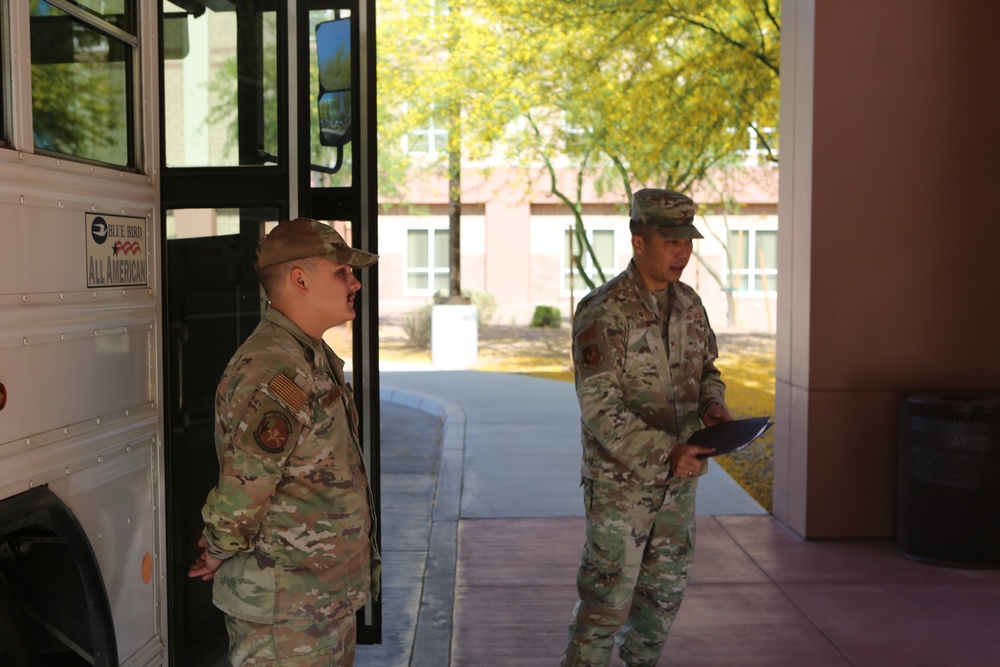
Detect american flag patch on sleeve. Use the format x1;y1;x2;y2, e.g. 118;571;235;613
268;373;306;414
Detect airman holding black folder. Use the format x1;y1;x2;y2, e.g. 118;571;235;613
561;189;732;667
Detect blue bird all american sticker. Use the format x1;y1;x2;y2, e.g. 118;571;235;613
86;212;148;287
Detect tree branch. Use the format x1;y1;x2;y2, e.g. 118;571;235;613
692;249;727;295
747;0;767;51
762;0;781;34
664;1;780;76
750;123;778;163
610;154;632;205
527;114;602;290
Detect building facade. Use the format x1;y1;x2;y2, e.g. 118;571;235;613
377;165;779;331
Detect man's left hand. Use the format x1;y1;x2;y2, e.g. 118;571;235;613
188;535;224;581
703;403;733;427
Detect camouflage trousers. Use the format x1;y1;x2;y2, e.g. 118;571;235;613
224;611;357;667
561;476;697;667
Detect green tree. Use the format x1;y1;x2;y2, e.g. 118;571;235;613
476;0;780;316
377;1;781;322
31;62;126;163
29;3;128;165
378;0;523;300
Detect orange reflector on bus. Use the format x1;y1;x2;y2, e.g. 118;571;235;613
142;552;153;584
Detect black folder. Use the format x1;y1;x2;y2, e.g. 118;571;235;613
688;416;773;458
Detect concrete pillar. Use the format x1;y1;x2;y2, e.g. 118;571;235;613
775;0;1000;537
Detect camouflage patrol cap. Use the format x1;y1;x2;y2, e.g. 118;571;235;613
630;188;703;239
255;218;379;271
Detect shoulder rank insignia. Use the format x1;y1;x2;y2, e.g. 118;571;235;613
269;373;306;414
254;411;292;453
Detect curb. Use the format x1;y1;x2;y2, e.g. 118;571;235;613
380;386;465;667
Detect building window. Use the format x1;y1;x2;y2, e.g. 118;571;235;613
564;227;615;294
728;228;777;295
741;124;777;164
407;226;450;293
402;111;448;156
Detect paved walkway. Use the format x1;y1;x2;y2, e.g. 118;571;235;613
358;369;1000;667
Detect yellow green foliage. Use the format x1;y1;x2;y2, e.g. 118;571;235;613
509;331;777;511
514;357;777;509
377;0;527;189
377;1;781;197
712;335;776;510
473;0;780;186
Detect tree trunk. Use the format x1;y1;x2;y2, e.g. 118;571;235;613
447;144;462;301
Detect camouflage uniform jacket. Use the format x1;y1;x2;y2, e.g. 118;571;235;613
573;260;727;485
201;307;380;624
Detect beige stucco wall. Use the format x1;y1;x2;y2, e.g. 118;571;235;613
377;181;779;329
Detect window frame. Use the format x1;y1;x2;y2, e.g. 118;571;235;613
562;223;618;297
27;0;141;170
404;219;450;296
0;1;8;149
401;104;448;157
727;225;778;298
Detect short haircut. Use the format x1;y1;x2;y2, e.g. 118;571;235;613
257;256;322;299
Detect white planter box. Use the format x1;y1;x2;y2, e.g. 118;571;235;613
431;304;478;369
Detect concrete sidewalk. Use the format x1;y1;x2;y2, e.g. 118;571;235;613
357;369;764;667
380;369;766;519
359;369;1000;667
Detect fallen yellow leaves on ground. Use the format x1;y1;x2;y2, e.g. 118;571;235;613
712;335;776;511
379;323;776;511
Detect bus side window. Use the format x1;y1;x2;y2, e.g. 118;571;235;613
29;1;137;169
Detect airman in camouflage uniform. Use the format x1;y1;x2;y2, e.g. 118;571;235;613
561;189;731;667
189;219;380;666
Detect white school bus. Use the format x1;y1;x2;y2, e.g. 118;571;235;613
0;2;381;665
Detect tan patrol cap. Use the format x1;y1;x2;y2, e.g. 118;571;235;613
254;218;379;271
630;188;703;239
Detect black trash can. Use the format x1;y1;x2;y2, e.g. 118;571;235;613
898;392;1000;568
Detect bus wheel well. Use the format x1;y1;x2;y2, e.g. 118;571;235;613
0;487;119;666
